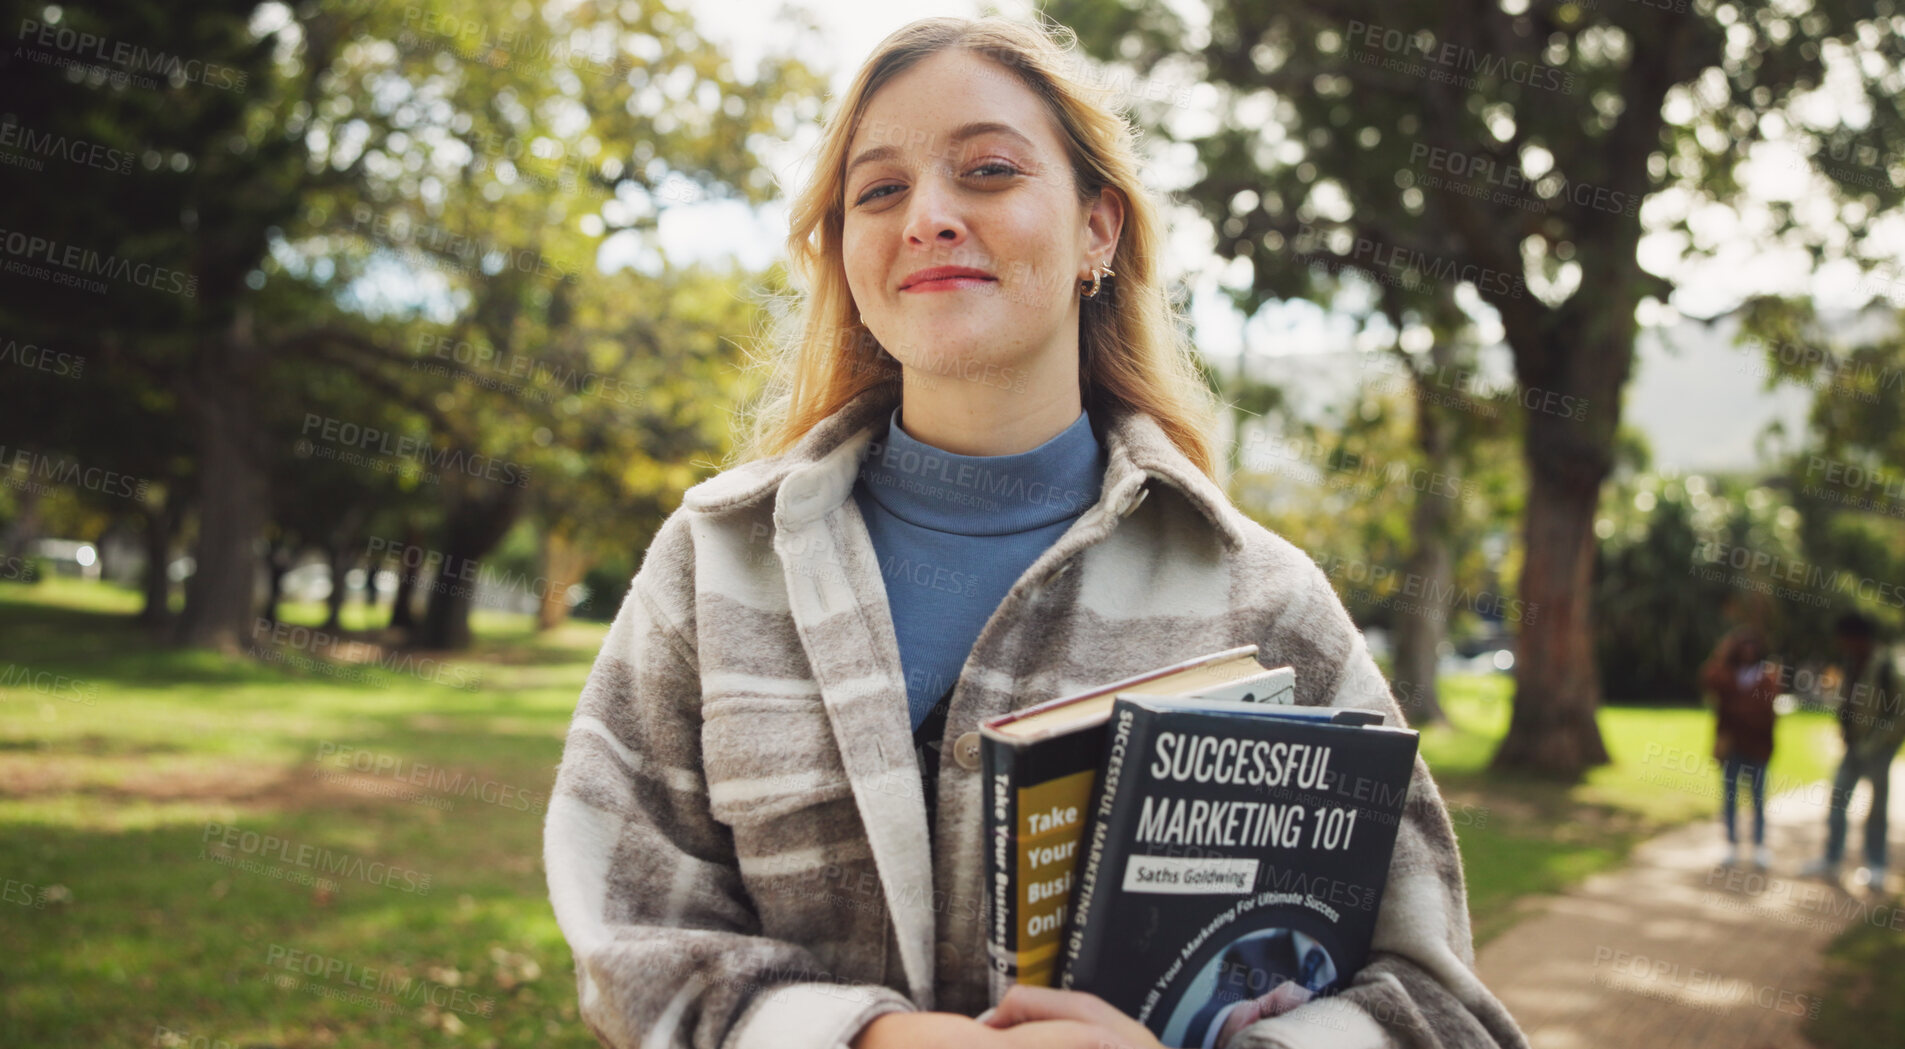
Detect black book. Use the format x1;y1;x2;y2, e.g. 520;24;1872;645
1057;694;1418;1047
979;647;1292;996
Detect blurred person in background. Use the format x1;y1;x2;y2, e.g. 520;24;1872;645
1702;626;1778;869
1800;612;1905;890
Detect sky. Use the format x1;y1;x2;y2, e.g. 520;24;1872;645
617;0;1895;472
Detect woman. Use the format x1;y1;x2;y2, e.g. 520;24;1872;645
543;15;1526;1049
1702;626;1778;869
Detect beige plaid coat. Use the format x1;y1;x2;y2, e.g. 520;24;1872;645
543;385;1528;1049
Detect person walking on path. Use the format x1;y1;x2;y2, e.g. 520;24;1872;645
1800;611;1905;891
1702;626;1778;869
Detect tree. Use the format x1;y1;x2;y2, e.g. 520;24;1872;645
2;0;831;653
1050;0;1905;776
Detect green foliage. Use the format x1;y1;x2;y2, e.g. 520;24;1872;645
0;0;834;644
1230;374;1525;644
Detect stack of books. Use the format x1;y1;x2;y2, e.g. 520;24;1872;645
980;646;1418;1047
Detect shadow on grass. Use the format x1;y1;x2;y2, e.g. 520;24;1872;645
0;584;604;1047
1;812;589;1048
1805;901;1905;1049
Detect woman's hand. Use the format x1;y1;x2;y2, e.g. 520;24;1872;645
850;1011;1008;1049
1214;981;1314;1045
980;985;1167;1049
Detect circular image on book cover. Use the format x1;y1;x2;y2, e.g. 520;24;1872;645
1156;926;1338;1048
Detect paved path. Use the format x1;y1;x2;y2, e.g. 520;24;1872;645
1476;763;1905;1049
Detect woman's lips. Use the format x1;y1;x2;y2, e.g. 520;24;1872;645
903;276;996;292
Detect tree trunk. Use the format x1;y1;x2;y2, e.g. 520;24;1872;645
416;483;524;650
388;545;419;631
1393;507;1452;725
261;542;292;630
137;497;183;630
1389;340;1459;726
175;339;268;653
1490;252;1638;778
322;504;369;632
322;544;352;632
2;481;42;568
1490;373;1621;776
535;525;591;631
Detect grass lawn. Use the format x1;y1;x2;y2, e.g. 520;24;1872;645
1;578;605;1048
0;578;1851;1044
1805;908;1905;1049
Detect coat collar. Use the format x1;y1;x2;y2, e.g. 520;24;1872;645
683;383;1244;1008
681;385;1246;552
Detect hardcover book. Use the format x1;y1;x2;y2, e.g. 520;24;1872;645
1056;694;1419;1047
979;647;1294;996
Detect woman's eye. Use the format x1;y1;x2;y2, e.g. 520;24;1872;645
852;162;1021;206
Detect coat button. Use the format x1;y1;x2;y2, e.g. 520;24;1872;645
936;940;961;974
953;731;982;770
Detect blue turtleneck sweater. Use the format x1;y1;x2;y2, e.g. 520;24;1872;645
852;404;1106;730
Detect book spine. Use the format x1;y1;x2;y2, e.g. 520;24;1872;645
981;734;1019;1005
1058;702;1143;989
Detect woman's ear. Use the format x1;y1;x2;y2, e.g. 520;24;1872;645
1083;186;1124;268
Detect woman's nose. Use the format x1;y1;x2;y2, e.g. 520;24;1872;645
903;168;966;247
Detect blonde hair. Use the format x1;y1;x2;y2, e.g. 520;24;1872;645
734;14;1220;477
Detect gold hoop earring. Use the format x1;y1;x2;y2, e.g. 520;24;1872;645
1081;264;1114;299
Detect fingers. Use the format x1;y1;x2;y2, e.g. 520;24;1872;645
986;985;1123;1029
994;1019;1140;1049
983;986;1164;1049
1257;981;1314;1017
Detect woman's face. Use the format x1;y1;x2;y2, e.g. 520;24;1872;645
840;48;1121;390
